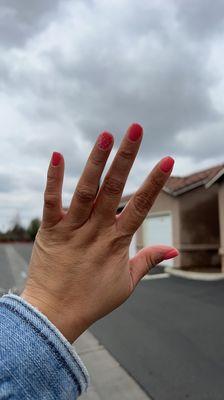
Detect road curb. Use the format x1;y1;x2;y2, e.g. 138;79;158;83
74;331;151;400
165;267;224;281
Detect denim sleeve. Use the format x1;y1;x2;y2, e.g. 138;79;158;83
0;293;89;399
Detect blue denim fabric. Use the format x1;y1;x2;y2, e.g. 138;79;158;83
0;294;89;399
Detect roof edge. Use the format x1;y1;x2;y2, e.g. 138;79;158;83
205;167;224;188
119;165;224;206
170;180;207;196
119;180;206;206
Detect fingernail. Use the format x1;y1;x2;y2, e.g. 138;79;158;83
98;131;113;150
160;156;174;173
163;249;179;260
52;152;62;166
128;123;143;142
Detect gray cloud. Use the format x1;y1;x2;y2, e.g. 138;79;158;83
176;121;224;159
3;1;219;157
0;172;19;193
175;0;224;40
0;0;63;48
0;0;224;228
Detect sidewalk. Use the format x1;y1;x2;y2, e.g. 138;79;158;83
165;266;224;281
74;331;151;400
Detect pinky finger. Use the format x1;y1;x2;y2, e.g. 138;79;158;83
42;152;65;228
129;245;179;289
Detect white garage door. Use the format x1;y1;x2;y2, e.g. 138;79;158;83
143;213;173;266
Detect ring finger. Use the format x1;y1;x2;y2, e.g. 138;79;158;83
117;157;174;235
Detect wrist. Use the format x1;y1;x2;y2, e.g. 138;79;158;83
21;288;87;343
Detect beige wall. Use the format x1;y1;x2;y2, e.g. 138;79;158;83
125;184;221;270
136;190;181;267
178;185;220;269
218;181;224;272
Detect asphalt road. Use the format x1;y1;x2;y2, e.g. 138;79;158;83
0;243;33;293
91;277;224;400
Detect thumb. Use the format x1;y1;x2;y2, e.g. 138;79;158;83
129;245;179;288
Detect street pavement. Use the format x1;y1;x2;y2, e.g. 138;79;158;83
91;277;224;400
76;331;150;399
0;243;32;294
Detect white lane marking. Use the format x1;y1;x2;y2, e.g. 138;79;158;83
142;273;169;280
4;245;28;289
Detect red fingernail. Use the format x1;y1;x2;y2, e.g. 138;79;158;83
160;156;174;173
128;123;143;142
98;131;113;150
52;152;62;166
164;249;179;260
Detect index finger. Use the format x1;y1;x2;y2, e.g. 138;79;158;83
117;157;174;235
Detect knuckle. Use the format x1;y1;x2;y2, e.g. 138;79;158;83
133;191;153;215
150;174;163;193
76;186;96;203
153;253;163;267
103;176;123;197
147;252;161;270
118;148;133;161
47;172;58;187
110;234;130;253
145;253;158;274
110;236;122;252
90;155;104;167
44;192;60;209
148;253;156;269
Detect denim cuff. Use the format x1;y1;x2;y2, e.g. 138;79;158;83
0;294;89;399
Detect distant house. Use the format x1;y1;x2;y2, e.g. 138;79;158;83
206;166;224;272
118;164;224;272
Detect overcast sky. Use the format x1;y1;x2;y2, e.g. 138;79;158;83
1;0;224;230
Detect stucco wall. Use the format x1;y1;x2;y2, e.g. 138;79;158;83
218;181;224;272
178;185;220;269
136;190;181;267
120;185;221;270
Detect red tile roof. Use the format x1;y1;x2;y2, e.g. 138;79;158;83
166;164;224;195
120;163;224;205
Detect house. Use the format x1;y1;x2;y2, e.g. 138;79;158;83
118;164;224;271
206;166;224;272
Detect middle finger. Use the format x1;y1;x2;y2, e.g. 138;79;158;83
92;123;143;225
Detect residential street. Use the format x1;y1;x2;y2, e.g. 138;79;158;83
0;243;31;294
1;243;224;399
91;277;224;400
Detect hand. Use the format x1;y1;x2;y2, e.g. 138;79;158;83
21;123;178;343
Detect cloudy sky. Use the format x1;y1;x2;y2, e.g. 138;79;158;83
1;0;224;230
